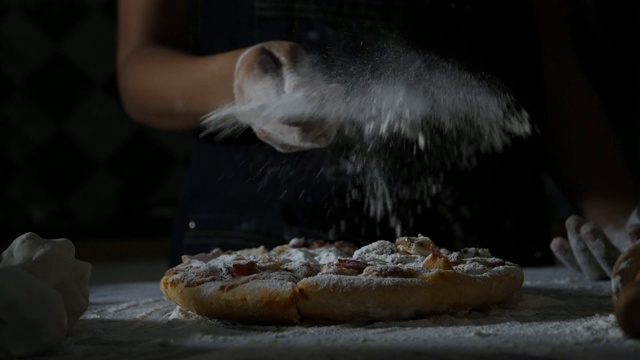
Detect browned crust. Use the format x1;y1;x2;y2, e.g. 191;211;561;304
161;264;523;323
161;271;300;324
296;266;524;321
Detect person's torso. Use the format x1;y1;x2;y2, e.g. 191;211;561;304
173;0;550;266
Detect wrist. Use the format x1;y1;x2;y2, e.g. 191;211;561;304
581;197;638;229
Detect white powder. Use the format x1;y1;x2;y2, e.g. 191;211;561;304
202;45;532;236
171;243;355;289
350;239;518;277
612;274;622;296
58;266;639;360
353;240;424;266
353;240;398;259
453;262;490;275
272;245;354;267
617;259;632;271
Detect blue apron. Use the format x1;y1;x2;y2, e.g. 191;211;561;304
170;0;551;266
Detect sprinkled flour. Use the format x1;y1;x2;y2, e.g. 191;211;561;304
55;267;640;360
202;45;532;237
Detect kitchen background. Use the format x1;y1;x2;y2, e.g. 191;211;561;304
0;0;192;258
0;0;638;261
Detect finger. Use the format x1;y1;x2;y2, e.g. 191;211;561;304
254;129;298;153
627;224;640;244
234;47;285;104
627;205;640;227
581;222;621;278
267;41;310;70
270;43;312;94
254;125;325;153
550;237;581;272
566;215;608;280
281;119;338;145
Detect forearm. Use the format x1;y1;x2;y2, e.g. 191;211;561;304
543;68;637;225
536;0;639;226
117;45;245;131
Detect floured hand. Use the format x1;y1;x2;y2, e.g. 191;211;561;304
551;207;640;280
220;41;340;153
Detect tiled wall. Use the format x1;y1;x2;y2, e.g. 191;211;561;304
0;1;192;241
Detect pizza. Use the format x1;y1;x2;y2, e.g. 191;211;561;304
160;236;524;324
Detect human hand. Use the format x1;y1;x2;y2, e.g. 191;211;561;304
231;41;341;152
550;206;640;280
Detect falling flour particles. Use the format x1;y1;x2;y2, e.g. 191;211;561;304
202;45;532;236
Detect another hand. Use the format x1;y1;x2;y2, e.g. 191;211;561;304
550;206;640;280
233;41;340;152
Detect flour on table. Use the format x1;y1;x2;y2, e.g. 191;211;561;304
59;268;640;360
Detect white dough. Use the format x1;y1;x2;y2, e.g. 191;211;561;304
0;267;68;357
0;232;92;357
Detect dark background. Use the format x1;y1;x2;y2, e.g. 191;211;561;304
0;0;638;259
0;0;192;256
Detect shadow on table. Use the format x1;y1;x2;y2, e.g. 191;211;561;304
54;317;560;360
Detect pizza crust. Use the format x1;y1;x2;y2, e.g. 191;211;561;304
160;238;525;324
296;265;523;321
161;271;300;324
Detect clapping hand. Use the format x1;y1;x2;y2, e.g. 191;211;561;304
551;206;640;280
229;41;341;153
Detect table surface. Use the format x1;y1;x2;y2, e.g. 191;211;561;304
43;266;640;360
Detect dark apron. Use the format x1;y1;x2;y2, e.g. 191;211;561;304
170;0;551;267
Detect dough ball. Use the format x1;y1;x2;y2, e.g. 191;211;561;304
0;267;68;358
0;232;92;329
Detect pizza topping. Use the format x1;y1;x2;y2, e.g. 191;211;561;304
230;246;269;258
181;249;224;264
272;245;318;263
179;265;225;287
337;259;370;272
309;240;329;249
395;236;434;256
423;245;456;270
332;241;358;251
255;253;285;271
169;239;511;290
452;248;492;260
453;257;507;274
361;265;420;278
337;259;369;272
270;243;355;270
353;240;424;266
353;240;396;258
288;238;306;248
314;246;353;265
229;261;260;277
423;256;454;270
423;256;454;271
283;262;318;279
320;264;355;276
321;259;369;276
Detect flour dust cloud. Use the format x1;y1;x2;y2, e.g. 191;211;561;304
202;44;532;237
